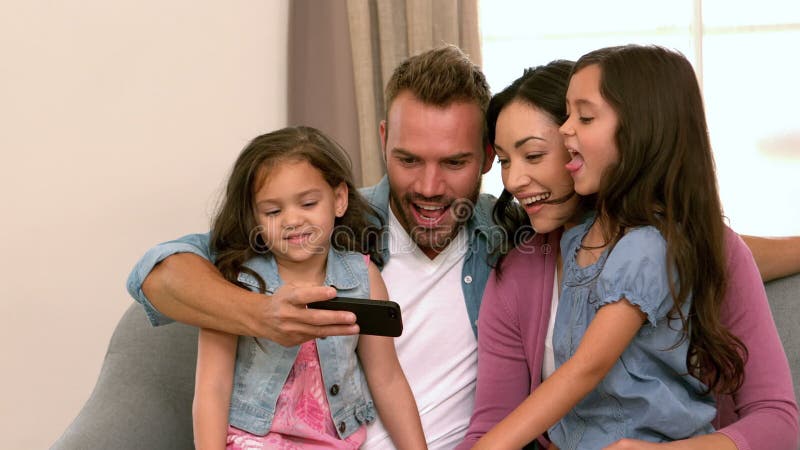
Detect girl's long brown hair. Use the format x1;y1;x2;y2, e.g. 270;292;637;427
574;45;746;394
210;126;383;293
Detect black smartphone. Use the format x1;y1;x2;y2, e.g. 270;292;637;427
308;296;403;337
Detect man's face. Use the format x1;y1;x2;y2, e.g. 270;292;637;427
380;91;487;259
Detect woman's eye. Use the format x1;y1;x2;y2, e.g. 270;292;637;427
496;158;509;167
579;116;594;124
526;154;543;162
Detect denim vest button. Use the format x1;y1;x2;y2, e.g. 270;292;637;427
330;384;340;395
338;421;346;433
464;275;473;284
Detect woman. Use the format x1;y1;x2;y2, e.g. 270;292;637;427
457;61;798;449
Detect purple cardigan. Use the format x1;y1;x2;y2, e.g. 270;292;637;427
457;228;798;450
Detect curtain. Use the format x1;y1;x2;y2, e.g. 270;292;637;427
288;0;482;187
346;0;482;186
288;0;363;183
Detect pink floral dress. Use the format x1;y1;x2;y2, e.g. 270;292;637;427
226;340;366;450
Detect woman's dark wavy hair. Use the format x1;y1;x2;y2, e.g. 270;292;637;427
574;45;746;394
210;126;383;293
487;60;590;275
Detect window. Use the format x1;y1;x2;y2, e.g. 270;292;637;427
480;0;800;235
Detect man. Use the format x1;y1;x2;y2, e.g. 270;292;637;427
128;45;800;448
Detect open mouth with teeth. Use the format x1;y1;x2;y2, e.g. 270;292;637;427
517;192;551;214
516;190;577;215
411;202;450;227
520;193;550;206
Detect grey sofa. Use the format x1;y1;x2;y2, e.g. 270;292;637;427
51;274;800;450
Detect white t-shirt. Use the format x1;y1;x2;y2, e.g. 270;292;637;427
363;210;478;450
542;271;559;380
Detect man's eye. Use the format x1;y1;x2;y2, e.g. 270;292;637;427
445;160;467;168
399;157;417;164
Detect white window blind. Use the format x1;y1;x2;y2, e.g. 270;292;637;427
480;0;800;235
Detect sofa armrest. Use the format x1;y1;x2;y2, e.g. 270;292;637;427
51;303;198;449
765;272;800;409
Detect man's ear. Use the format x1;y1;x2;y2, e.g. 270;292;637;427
379;120;388;163
481;142;494;174
334;182;349;218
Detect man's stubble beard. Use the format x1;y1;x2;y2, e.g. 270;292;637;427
387;177;482;255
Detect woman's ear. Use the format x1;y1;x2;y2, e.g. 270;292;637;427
334;182;349;217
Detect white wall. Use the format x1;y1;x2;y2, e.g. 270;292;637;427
0;1;289;447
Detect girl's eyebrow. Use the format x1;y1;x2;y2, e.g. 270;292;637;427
256;188;322;205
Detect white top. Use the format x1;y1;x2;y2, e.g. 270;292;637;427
542;271;559;380
363;209;477;450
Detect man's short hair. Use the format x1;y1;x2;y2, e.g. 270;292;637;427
384;44;491;119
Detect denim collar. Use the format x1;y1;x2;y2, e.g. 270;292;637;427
236;247;360;293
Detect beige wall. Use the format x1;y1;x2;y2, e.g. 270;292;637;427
0;1;289;447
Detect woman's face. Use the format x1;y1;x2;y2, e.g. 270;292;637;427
494;100;582;233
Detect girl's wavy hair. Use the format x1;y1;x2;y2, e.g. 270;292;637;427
487;60;592;275
574;45;746;394
210;126;383;293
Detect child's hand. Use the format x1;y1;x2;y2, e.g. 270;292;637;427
603;438;663;449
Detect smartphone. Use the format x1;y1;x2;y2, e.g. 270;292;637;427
308;296;403;337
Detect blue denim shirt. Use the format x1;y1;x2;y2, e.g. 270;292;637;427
126;176;501;337
549;219;715;449
229;249;375;437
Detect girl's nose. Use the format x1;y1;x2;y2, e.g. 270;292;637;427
559;120;575;136
281;207;304;228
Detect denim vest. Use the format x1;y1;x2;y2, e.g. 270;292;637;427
127;177;501;337
228;248;376;437
360;176;501;337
